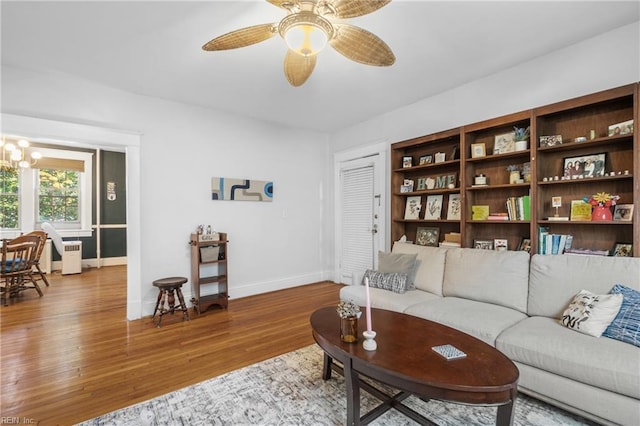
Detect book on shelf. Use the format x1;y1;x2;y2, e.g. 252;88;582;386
548;216;570;221
487;213;509;221
570;200;592;221
505;195;530;220
471;205;489;221
564;248;609;256
538;227;573;255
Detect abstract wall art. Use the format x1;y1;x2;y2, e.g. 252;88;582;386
211;177;273;202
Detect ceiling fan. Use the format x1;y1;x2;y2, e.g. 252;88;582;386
202;0;395;87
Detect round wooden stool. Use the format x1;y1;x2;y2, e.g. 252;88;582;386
152;277;190;327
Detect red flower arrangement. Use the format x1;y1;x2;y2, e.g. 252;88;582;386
584;192;620;207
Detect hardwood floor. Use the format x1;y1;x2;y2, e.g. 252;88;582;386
0;266;342;424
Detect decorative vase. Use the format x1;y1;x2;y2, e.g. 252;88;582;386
340;316;358;343
591;205;612;222
509;171;521;184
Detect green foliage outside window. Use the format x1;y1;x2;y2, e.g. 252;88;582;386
0;168;19;229
39;168;79;222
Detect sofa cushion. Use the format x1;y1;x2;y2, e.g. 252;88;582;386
528;254;640;318
404;297;527;346
362;269;409;294
442;248;530;313
603;284;640;347
560;289;623;337
391;242;447;296
340;284;440;313
496;316;640;399
378;251;417;289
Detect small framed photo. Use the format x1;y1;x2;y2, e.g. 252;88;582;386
563;152;606;179
539;135;563;148
434;152;446;163
446;193;461;221
416;226;440;247
612;242;633;257
424;194;444;220
419;155;433;165
494;132;515;154
517;237;531;253
402;156;413;168
474;239;494;250
471;143;486;158
494;239;508;251
608;119;633;136
613;204;634;221
551;196;562;208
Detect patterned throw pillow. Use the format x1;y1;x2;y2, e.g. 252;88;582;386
378;251;418;290
560;289;623;337
362;269;409;294
603;284;640;347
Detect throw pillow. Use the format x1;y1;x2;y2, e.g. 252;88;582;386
362;269;409;294
603;284;640;347
560;289;623;337
378;251;418;289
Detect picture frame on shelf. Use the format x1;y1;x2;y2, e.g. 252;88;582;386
474;240;494;250
434;152;446;163
416;226;440;247
494;239;508;251
419;155;433;165
607;119;633;136
494;132;515;154
402;156;413;168
470;143;486;158
563;152;606;179
612;242;633;257
539;135;562;147
404;196;422;220
446;193;461;220
400;185;412;193
424;194;443;220
517;237;531;253
570;200;592;221
613;204;634;221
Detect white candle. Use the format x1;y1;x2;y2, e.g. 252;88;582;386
365;277;372;332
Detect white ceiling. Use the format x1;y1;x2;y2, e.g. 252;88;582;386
2;1;639;132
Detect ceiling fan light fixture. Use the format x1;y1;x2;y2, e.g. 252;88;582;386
279;12;333;57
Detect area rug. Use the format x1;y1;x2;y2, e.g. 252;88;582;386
79;345;596;426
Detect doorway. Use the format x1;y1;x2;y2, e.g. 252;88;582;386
334;144;386;285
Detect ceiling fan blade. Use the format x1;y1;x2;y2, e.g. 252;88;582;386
326;0;391;18
267;0;297;10
329;24;395;66
202;23;277;51
284;50;317;87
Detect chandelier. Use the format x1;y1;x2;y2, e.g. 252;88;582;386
0;136;42;171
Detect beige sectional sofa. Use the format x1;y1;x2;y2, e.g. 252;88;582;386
340;243;640;425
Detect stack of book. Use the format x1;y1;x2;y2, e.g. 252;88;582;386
487;213;509;221
439;232;461;248
506;195;530;221
538;226;573;255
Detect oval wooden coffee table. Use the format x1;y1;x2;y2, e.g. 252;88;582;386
310;306;519;425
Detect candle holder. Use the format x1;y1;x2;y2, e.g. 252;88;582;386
363;330;377;351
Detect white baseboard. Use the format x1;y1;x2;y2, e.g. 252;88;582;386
141;270;335;318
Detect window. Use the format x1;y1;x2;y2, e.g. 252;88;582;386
38;168;80;223
0;168;20;229
0;147;93;238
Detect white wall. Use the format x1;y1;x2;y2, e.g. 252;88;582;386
1;66;331;318
329;22;640;252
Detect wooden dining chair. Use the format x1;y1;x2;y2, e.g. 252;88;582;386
1;235;43;306
23;230;50;287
